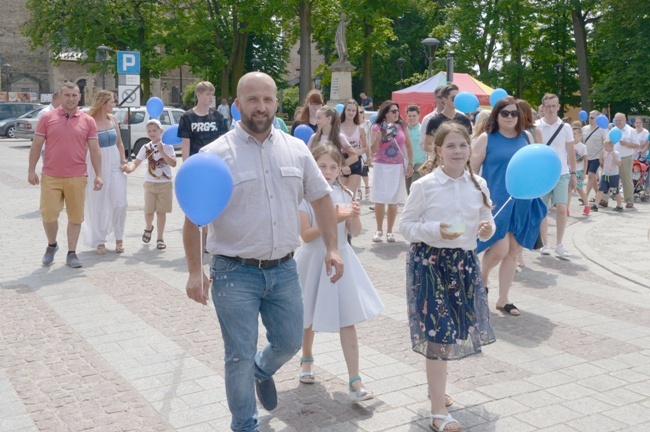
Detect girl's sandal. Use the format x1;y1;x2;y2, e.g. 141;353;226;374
299;357;316;384
142;227;153;243
115;240;124;253
429;413;461;432
96;244;106;255
349;375;374;402
156;239;166;250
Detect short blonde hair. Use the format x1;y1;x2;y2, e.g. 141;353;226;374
194;81;215;96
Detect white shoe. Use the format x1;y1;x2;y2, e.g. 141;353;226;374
540;244;551;255
555;244;571;258
372;231;383;242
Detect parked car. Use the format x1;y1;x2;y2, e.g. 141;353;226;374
114;106;185;157
0;104;45;138
13;107;48;140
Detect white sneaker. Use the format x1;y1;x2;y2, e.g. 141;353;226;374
555;244;571;258
540;244;551;255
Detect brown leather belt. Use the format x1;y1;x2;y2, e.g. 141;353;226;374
217;252;294;269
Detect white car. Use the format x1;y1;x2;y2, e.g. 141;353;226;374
114;106;185;157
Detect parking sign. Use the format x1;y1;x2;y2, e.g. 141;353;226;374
117;51;140;74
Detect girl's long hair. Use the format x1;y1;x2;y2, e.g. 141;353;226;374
340;99;360;125
422;122;491;208
311;143;354;199
88;90;115;120
298;90;324;124
312;106;344;152
375;100;406;128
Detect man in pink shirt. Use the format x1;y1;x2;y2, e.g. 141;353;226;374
27;82;103;268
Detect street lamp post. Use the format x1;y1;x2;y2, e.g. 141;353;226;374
446;51;454;84
397;57;406;89
96;45;110;90
2;64;11;92
421;37;439;78
554;62;564;117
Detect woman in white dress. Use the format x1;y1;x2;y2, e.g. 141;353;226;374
296;144;384;402
82;90;128;254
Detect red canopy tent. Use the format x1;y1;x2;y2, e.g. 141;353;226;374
391;72;494;120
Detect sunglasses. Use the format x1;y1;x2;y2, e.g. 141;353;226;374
499;109;520;118
389;109;399;114
589;116;596;119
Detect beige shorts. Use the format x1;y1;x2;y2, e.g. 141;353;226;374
40;174;87;224
144;181;173;213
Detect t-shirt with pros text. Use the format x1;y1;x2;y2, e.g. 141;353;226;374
177;108;227;156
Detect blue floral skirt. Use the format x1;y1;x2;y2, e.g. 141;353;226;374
407;243;496;360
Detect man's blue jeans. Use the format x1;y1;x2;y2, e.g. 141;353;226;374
210;255;304;432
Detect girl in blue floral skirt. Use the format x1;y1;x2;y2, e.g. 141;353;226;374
399;122;496;432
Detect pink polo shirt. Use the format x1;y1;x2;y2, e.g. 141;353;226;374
36;107;98;178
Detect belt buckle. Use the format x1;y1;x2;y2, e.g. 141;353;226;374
258;259;264;269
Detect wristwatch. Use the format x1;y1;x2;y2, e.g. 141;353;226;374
570;171;577;176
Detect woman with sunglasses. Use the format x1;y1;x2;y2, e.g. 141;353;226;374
470;97;547;316
370;101;414;243
291;89;324;136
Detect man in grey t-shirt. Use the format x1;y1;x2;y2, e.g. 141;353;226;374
582;110;607;202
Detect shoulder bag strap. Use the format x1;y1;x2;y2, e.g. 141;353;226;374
546;123;564;146
584;127;599;144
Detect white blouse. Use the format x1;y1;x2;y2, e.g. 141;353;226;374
399;168;496;250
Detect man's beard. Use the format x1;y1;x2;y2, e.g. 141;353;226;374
241;111;274;134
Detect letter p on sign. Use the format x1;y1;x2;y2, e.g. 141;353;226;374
117;51;141;74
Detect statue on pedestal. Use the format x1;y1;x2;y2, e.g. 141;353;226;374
334;13;352;65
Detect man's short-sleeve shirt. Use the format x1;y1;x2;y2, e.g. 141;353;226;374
582;125;607;160
201;123;332;260
36;107;98;178
537;118;574;174
425;112;472;136
177;108;227;156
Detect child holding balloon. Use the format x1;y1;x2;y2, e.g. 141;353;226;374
295;143;384;402
400;122;495;432
123;119;177;249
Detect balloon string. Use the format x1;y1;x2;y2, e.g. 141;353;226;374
492;196;513;220
199;224;205;305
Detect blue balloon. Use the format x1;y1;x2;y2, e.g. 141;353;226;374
231;102;240;121
454;91;479;113
162;124;182;145
489;88;508;107
146;97;164;119
579;110;588;122
596;114;609;129
335;103;344;114
505;144;562;200
369;113;378;124
175;153;233;226
294;124;314;145
608;127;622;144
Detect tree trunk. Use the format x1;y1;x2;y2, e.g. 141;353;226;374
298;1;312;104
362;21;373;101
571;9;592;110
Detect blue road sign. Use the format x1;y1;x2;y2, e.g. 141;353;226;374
117;51;141;74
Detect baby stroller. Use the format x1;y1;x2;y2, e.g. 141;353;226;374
633;160;648;202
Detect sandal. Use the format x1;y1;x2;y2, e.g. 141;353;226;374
497;303;521;316
142;227;153;243
115;240;124;253
372;231;383;242
156;239;166;250
429;413;461;431
386;232;396;242
349;375;373;402
426;392;454;407
96;244;106;255
299;357;316;384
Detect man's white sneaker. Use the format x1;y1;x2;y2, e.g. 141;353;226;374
555;244;571;258
540;244;551;255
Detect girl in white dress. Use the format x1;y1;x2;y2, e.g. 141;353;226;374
82;90;128;254
296;144;384;402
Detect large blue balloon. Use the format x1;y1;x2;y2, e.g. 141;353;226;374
231;102;241;121
175;153;233;226
369;113;378;124
579;110;588;122
608;127;622;144
294;124;314;145
596;114;609;129
162;124;182;145
454;91;479;113
146;97;164;119
335;103;344;114
490;88;508;107
505;144;562;200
